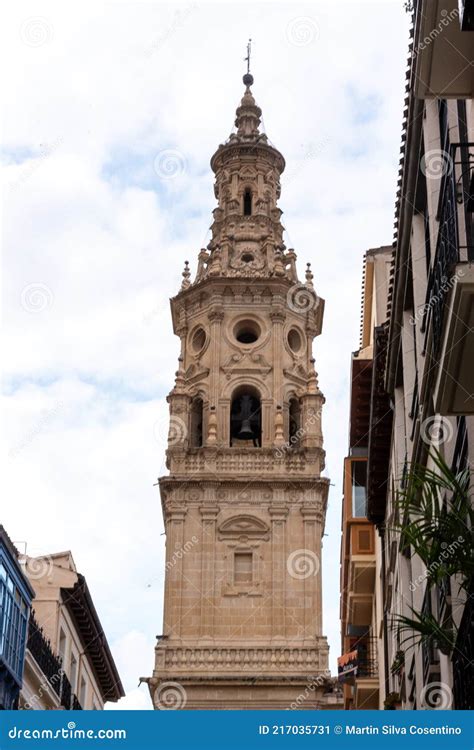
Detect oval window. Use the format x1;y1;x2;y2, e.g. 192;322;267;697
288;328;303;353
191;327;206;353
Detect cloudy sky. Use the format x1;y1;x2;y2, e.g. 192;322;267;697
2;1;409;709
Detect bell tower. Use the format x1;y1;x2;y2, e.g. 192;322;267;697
148;67;333;710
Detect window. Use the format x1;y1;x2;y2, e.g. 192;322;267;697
70;652;78;692
58;629;66;662
79;676;87;707
234;552;253;584
243;189;252;216
0;565;29;683
351;461;367;517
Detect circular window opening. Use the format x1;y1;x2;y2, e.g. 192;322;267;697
288;328;303;353
234;319;261;345
241;253;254;264
191;327;206;352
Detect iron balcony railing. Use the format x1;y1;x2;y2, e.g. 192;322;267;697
27;614;82;710
339;634;379;681
355;636;379;679
71;693;83;711
422;142;474;357
27;614;62;699
452;582;474;709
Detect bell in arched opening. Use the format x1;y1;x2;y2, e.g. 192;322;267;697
230;387;261;447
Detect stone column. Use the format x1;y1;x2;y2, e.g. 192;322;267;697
301;505;323;640
199;498;220;642
163;505;188;639
270;489;289;641
270;306;286;443
207;306;224;444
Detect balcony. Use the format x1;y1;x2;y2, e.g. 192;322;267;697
57;673;82;711
165;446;325;479
155;644;328;676
430;143;474;415
27;615;82;710
414;0;474;98
338;635;379;710
366;325;392;524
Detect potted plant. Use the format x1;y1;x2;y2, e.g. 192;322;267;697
384;691;401;710
390;650;405;675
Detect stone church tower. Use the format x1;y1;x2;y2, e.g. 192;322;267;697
148;72;333;709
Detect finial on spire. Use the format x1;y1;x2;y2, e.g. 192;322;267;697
243;38;253;87
181;260;191;289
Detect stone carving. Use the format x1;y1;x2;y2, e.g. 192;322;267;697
218;515;270;541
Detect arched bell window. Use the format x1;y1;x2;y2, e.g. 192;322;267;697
243;189;252;216
190;397;203;448
230;386;261;447
289;397;301;447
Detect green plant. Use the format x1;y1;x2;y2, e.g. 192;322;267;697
393;608;457;655
396;451;473;590
392;450;473;652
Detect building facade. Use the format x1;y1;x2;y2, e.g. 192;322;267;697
338;248;392;710
0;526;35;710
349;0;474;711
19;551;124;709
148;73;341;710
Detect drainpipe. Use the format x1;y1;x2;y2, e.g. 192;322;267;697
380;526;390;701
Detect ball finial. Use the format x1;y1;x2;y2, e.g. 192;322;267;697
243;72;254;87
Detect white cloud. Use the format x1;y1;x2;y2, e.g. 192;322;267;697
2;0;409;703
